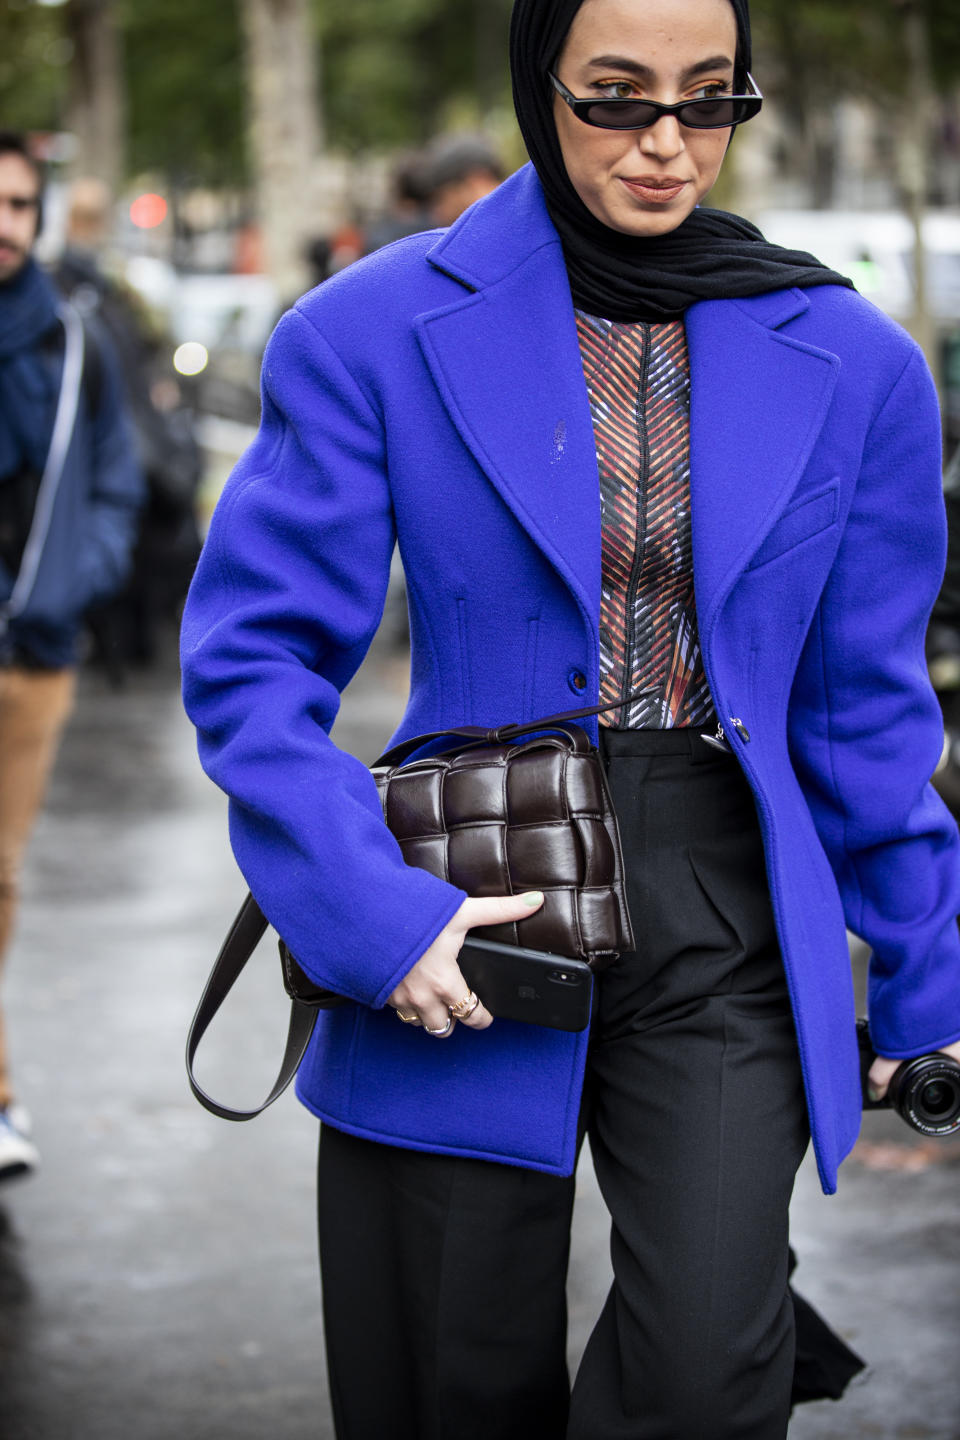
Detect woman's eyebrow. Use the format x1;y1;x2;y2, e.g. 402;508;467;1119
586;55;734;82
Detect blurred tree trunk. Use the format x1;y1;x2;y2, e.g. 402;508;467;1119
240;0;320;301
66;0;124;194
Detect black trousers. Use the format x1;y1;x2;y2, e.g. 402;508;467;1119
317;729;810;1440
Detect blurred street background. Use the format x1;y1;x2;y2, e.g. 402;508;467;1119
1;0;960;1436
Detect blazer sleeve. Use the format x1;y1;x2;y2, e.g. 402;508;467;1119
787;345;960;1059
180;306;466;1006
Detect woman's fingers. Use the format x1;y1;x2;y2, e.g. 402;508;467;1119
867;1055;901;1102
449;986;493;1032
459;891;545;931
438;892;545;1031
397;964;494;1036
387;892;544;1036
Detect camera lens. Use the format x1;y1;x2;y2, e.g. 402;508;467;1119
918;1080;956;1118
894;1056;960;1135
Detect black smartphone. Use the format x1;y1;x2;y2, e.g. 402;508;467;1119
458;936;593;1032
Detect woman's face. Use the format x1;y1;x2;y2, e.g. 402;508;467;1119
552;0;738;237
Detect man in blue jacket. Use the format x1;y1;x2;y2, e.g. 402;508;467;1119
0;132;143;1180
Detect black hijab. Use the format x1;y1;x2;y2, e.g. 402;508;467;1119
510;0;852;321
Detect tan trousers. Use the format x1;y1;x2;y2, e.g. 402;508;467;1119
0;666;76;1108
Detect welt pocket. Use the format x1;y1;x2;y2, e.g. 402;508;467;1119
746;483;839;572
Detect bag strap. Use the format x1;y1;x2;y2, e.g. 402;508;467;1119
186;891;319;1121
374;683;652;768
1;303;84;637
186;682;652;1120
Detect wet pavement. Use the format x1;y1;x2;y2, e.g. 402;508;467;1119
0;636;958;1440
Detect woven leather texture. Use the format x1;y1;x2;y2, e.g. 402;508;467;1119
373;735;634;968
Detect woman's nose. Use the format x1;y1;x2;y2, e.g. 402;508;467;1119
636;115;686;163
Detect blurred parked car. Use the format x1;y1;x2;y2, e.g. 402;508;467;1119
755;210;960;326
124;258;277;425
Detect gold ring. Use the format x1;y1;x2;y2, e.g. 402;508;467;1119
423;1016;455;1039
449;991;480;1021
395;1008;421;1025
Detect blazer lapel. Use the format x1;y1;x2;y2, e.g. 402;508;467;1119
416;168;843;649
416;172;603;623
686;293;841;645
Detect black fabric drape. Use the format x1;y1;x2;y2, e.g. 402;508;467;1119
509;0;853;322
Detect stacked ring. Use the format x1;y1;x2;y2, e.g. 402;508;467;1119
395;1008;421;1025
449;991;480;1021
423;1016;455;1039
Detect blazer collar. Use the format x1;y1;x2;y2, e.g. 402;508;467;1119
425;163;560;293
418;169;840;641
427;167;818;331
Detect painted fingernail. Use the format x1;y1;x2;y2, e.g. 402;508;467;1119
867;1084;880;1103
523;892;544;906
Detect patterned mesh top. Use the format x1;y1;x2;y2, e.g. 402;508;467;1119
575;311;716;731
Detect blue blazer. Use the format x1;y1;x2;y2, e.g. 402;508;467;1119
181;165;960;1194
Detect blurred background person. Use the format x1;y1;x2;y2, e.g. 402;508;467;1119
53;178;204;674
424;133;506;227
303;234;333;289
364;150;434;253
0;132;142;1181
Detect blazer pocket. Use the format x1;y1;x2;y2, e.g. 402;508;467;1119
746;482;839;572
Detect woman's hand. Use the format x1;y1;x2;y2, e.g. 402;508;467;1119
868;1036;960;1101
387;891;545;1038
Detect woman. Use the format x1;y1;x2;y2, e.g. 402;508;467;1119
181;0;960;1435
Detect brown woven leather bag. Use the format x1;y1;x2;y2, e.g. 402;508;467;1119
371;721;633;967
187;689;642;1120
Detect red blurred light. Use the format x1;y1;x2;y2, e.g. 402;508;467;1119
129;192;168;229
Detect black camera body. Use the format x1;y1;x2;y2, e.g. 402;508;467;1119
857;1019;960;1136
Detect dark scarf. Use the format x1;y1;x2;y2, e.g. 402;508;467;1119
509;0;853;322
0;258;62;478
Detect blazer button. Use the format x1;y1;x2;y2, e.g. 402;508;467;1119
569;670;588;694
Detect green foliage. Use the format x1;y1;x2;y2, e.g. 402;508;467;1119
751;0;960;103
747;0;959;206
0;0;71;133
2;0;958;188
119;0;246;185
317;0;514;151
929;0;960;92
120;0;518;176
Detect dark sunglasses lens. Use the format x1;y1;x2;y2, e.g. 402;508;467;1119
680;98;758;127
679;98;738;127
580;96;759;130
582;100;659;129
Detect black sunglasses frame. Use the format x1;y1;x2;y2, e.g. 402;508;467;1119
549;71;763;131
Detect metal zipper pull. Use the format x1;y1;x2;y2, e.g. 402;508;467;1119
701;724;732;754
729;717;751;744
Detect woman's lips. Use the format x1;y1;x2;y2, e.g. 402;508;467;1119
619;176;689;204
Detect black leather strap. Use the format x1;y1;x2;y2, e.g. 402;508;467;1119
186;684;652;1121
374;685;651;768
186;892;320;1121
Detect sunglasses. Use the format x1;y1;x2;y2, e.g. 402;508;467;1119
549;71;763;131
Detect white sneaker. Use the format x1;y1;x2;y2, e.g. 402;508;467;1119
6;1102;32;1136
0;1107;39;1181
